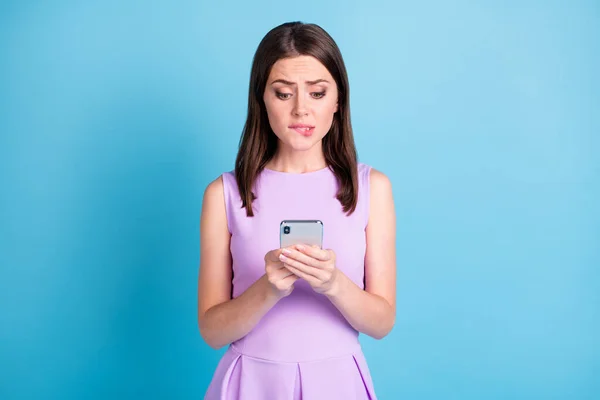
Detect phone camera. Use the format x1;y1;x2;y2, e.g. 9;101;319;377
283;226;290;234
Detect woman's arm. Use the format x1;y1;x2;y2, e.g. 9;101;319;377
197;176;280;349
325;168;397;339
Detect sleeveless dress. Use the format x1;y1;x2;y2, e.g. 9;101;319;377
204;162;378;400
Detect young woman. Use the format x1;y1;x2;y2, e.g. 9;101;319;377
198;21;396;399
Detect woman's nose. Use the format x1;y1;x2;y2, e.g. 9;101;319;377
292;94;308;116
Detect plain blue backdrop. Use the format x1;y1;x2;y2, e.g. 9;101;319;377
1;1;598;399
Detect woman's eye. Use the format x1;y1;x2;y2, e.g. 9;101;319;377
275;92;326;100
276;92;292;100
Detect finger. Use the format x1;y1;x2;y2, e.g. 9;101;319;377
267;250;283;262
279;253;319;276
268;262;291;274
281;248;321;268
284;264;320;286
271;246;295;262
295;244;331;261
280;256;323;280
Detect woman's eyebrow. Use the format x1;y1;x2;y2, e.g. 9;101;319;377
270;79;329;86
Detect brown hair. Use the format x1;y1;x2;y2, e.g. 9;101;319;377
234;21;359;217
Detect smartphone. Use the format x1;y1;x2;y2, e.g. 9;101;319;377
280;220;323;249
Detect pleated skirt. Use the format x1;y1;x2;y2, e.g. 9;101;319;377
204;344;377;399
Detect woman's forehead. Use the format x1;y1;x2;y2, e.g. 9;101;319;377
269;56;332;81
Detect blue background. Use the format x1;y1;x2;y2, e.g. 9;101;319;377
1;1;598;399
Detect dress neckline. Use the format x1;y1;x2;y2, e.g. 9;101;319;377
261;165;332;176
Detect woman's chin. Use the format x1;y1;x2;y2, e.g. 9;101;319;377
288;140;318;151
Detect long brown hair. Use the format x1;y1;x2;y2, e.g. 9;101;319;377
234;21;359;217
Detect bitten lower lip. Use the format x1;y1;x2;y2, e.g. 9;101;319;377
290;127;315;136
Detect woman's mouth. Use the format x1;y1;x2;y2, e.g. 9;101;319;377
290;126;315;136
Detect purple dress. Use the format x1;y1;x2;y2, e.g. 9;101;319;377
204;162;378;400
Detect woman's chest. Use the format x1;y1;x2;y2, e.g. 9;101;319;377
229;188;367;291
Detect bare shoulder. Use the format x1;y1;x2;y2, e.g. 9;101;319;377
200;173;229;237
369;167;393;195
367;166;394;221
204;174;224;201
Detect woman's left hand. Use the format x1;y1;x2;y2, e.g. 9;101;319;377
278;244;340;295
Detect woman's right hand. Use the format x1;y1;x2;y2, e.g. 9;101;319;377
264;247;300;299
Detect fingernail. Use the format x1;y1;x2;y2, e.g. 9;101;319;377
282;248;291;255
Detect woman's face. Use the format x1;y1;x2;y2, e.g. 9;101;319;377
263;55;339;151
